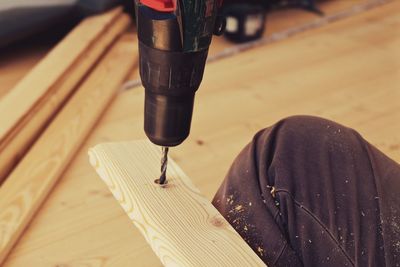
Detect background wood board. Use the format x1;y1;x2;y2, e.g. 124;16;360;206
3;1;400;266
0;7;122;141
0;36;138;264
89;141;265;267
0;9;129;183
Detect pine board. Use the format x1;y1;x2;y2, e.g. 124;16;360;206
89;140;265;267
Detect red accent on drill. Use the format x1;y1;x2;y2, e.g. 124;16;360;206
140;0;177;12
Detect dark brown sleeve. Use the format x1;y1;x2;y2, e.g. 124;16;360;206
212;115;400;267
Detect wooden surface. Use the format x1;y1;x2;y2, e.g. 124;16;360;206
89;141;265;267
0;8;130;183
0;36;137;264
3;1;400;266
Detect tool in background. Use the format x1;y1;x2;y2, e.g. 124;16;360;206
135;0;225;184
223;4;266;43
221;0;323;43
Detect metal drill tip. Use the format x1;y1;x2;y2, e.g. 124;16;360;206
157;146;169;185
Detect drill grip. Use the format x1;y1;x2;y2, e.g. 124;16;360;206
139;42;208;95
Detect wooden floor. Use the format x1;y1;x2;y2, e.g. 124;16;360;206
4;1;400;266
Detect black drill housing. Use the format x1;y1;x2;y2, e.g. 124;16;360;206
136;4;211;146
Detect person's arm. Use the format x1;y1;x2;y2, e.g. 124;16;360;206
213;115;400;266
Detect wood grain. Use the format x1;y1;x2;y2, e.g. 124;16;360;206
0;37;138;264
0;8;130;183
89;140;266;267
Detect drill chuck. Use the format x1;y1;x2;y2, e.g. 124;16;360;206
139;42;208;147
144;92;195;147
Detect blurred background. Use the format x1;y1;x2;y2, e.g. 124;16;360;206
0;0;325;49
0;0;368;98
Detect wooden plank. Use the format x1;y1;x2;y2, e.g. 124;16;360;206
0;8;130;183
88;140;265;267
0;36;138;264
3;1;400;265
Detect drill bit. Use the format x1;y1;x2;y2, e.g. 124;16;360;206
158;146;169;185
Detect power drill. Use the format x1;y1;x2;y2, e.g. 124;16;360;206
134;0;224;183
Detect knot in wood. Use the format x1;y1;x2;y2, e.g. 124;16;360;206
210;216;225;228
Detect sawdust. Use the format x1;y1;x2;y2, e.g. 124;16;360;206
234;205;244;212
222;192;266;258
226;194;234;205
389;206;400;254
257;246;265;257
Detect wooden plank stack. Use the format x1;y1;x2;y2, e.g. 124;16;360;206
0;7;129;183
0;8;137;264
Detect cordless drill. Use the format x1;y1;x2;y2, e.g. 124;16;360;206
135;0;224;183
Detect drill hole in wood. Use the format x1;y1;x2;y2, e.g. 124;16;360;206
154;178;169;187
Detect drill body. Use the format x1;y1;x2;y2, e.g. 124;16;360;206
135;0;223;147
